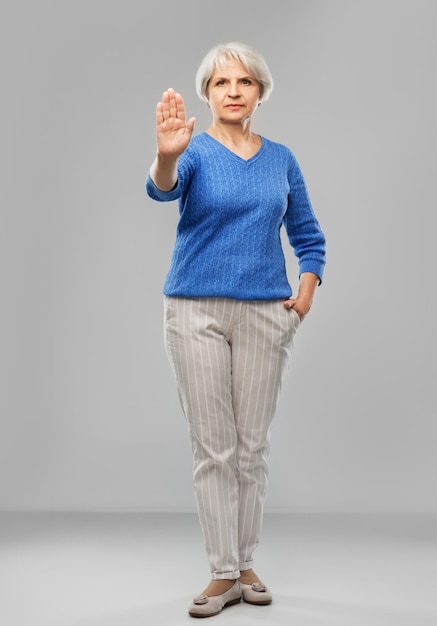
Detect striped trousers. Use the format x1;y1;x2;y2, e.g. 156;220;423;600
164;297;300;580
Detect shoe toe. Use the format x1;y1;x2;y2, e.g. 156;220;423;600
188;582;241;617
241;582;273;605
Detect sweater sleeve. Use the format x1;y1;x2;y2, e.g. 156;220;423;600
145;142;198;203
282;154;326;284
145;172;182;202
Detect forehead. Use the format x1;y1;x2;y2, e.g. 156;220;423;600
211;58;251;78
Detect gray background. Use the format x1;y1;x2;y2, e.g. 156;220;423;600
0;0;435;514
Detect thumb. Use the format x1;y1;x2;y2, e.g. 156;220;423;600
187;117;196;132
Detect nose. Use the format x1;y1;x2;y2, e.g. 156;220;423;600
227;81;241;98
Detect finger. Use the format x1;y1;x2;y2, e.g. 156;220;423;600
161;90;170;119
168;88;177;119
156;101;164;125
174;92;186;121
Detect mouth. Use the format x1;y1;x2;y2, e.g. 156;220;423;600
226;104;243;110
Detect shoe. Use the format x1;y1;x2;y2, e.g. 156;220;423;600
188;580;241;618
240;581;273;605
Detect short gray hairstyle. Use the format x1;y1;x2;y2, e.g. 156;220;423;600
195;41;274;103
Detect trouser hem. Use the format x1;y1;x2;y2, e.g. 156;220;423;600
211;570;240;581
239;560;254;572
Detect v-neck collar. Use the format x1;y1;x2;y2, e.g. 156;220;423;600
202;132;265;164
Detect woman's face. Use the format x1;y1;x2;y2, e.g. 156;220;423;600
206;58;261;125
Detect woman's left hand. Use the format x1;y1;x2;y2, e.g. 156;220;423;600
283;272;320;322
283;298;309;321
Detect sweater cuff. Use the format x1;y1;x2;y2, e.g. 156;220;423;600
298;261;325;285
145;173;181;201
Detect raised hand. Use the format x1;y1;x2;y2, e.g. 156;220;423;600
156;88;196;158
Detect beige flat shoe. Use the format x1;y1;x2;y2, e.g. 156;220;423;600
240;581;273;605
188;580;241;618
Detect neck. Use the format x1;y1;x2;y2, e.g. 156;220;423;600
207;120;257;146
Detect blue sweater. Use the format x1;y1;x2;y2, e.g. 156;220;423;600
146;132;326;300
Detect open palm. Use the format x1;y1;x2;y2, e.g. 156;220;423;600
156;87;196;157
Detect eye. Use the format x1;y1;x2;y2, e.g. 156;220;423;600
241;79;252;85
216;79;226;86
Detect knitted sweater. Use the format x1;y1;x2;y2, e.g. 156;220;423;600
145;132;326;300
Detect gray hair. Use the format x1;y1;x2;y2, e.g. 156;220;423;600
195;41;274;103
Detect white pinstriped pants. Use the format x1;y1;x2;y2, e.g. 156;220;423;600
164;297;300;580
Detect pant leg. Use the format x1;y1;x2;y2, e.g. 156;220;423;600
164;296;241;580
230;300;300;571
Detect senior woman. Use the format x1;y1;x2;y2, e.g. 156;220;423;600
145;41;326;618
